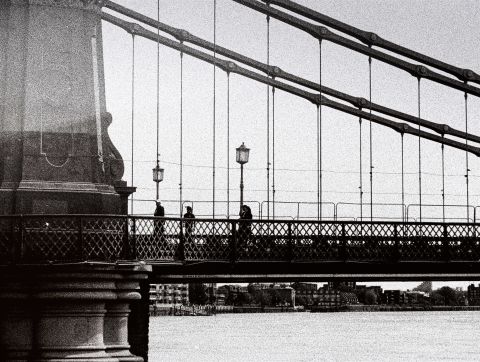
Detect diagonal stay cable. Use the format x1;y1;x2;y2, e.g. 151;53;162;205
259;0;480;85
102;13;480;158
103;1;480;144
230;0;480;98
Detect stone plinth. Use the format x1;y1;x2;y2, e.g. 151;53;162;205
0;262;151;361
0;0;128;214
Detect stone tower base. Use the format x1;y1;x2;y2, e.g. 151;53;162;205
0;263;151;361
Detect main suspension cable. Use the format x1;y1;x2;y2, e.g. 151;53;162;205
465;90;470;223
179;49;184;217
266;11;271;219
104;13;480;158
318;39;323;221
212;0;217;218
130;34;135;214
417;78;422;222
368;51;373;222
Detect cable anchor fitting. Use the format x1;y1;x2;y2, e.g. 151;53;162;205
412;65;428;78
463;69;475;81
355;97;368;109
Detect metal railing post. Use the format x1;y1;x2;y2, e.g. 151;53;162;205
393;223;399;261
131;217;137;260
287;221;293;262
178;219;185;261
443;224;449;261
14;215;24;264
230;220;237;263
78;216;84;261
122;216;130;259
341;223;346;261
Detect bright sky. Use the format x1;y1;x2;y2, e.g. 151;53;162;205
101;1;480;289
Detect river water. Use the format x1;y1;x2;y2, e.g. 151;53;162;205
148;311;480;361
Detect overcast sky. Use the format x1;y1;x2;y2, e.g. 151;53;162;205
102;0;480;289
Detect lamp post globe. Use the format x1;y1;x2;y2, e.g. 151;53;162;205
236;142;250;208
152;163;164;200
236;142;250;165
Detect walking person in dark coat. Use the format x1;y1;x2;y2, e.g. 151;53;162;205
183;206;195;242
239;204;253;246
154;200;165;237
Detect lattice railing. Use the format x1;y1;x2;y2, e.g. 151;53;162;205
1;215;480;264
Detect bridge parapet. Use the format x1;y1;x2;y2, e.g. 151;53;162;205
1;215;480;265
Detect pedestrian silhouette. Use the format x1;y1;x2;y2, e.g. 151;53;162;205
239;204;253;246
183;206;195;242
154;200;165;238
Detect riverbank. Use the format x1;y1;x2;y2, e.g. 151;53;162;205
150;305;302;316
150;304;480;316
310;305;480;313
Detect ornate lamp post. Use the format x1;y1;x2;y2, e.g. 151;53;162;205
152;162;164;200
236;142;250;208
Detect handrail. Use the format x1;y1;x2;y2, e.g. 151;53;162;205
1;214;480;265
406;204;475;222
260;201;335;220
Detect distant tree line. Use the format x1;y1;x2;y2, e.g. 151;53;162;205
429;287;466;306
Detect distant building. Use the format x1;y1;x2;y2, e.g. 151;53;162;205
317;287;341;307
249;283;271;291
149;284;189;306
269;285;295;307
215;286;226;306
218;284;248;305
382;290;405;305
291;282;317;306
328;281;356;290
205;283;217;304
467;284;480;305
340;292;358;305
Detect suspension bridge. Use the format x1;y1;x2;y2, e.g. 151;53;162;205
0;0;479;360
101;0;480;224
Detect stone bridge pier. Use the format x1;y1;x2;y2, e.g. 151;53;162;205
0;0;150;360
0;263;151;361
0;0;129;214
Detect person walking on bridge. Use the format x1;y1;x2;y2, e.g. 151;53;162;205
239;204;253;247
183;206;195;243
154;200;165;238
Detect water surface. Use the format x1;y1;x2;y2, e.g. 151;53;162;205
149;311;480;361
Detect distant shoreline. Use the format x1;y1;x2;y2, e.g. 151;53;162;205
310;305;480;313
150;304;480;317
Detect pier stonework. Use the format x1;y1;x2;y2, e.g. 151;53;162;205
0;0;150;361
0;0;128;214
0;263;151;361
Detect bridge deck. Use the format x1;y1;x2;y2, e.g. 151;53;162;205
1;215;479;281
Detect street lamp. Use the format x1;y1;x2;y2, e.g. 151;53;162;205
236;142;250;208
152;162;164;200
